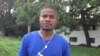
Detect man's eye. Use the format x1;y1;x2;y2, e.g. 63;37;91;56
49;15;54;19
42;15;47;18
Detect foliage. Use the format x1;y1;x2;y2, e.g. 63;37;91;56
1;0;100;37
0;0;17;36
71;45;100;56
13;0;70;32
0;36;20;56
67;0;100;46
13;0;39;32
69;0;100;30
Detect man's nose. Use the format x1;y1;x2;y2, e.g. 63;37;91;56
45;16;50;21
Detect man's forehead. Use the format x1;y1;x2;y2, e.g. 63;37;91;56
40;8;57;15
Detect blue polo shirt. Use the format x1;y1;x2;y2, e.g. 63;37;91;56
18;31;70;56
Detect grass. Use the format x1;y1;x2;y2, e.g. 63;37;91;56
71;45;100;56
0;36;20;56
0;36;100;56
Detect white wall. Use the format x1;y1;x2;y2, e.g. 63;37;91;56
69;30;100;47
89;30;100;46
69;30;86;45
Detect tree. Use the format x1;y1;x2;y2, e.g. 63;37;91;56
13;0;100;46
13;0;68;33
13;0;35;33
0;0;16;36
67;0;100;46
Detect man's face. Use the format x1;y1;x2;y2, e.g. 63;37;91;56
39;8;58;31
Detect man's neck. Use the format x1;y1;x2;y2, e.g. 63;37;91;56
39;29;54;40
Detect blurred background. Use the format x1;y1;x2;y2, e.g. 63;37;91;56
0;0;100;56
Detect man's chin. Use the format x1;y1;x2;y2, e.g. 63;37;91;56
43;28;53;31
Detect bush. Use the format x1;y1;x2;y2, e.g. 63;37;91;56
0;36;20;56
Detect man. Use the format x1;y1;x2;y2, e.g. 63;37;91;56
18;5;70;56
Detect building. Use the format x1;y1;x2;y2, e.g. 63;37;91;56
69;26;100;47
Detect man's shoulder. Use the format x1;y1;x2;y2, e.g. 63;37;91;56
22;31;38;39
24;31;37;36
55;33;69;44
55;34;66;40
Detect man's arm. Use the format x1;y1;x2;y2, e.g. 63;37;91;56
62;38;71;56
18;34;29;56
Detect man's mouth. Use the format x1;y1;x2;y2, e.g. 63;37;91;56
44;23;50;25
43;23;52;27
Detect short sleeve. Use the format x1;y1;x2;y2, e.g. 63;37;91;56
62;38;71;56
18;34;29;56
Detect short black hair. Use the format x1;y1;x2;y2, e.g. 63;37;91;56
41;5;58;13
39;4;58;16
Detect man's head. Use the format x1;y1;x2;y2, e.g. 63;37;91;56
39;5;58;31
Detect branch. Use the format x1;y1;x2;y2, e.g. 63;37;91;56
85;6;95;12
